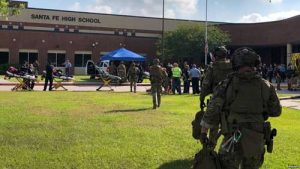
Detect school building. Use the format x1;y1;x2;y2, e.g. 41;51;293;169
0;1;299;74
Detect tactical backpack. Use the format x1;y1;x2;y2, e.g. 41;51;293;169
193;146;221;169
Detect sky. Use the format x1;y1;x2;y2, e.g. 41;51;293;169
25;0;300;23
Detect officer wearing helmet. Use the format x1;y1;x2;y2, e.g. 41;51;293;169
150;59;164;109
199;47;281;169
199;46;232;146
200;46;232;108
128;62;140;93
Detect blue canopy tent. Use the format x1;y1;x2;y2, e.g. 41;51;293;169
101;48;146;62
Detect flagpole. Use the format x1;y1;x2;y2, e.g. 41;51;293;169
162;0;165;59
204;0;208;65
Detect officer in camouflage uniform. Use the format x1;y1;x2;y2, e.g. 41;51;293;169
200;46;233;147
117;61;127;82
200;47;282;169
128;62;140;93
108;61;117;76
200;46;232;108
150;59;164;109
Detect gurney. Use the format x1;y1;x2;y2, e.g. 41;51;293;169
96;75;119;91
52;75;74;91
42;69;74;91
5;67;36;91
86;61;121;91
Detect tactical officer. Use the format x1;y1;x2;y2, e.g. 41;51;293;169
108;61;117;76
200;47;282;169
150;59;164;109
117;61;127;82
128;62;140;93
200;46;232;109
199;46;232;147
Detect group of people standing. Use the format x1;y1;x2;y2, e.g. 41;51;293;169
162;62;202;95
19;59;72;91
261;63;298;91
108;61;143;93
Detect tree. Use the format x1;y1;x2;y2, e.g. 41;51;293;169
0;0;25;19
157;23;230;64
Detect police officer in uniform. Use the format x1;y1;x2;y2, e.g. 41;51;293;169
200;47;282;169
150;59;164;109
128;62;140;93
43;61;54;91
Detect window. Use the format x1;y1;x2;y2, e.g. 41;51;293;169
19;52;38;65
75;54;91;67
0;52;9;64
48;52;66;67
8;25;13;30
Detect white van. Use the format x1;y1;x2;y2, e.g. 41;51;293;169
86;60;110;75
98;60;110;72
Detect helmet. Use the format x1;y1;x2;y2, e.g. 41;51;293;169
232;47;261;69
153;58;160;65
214;46;228;58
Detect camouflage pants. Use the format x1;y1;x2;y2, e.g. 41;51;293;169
208;127;219;149
219;125;265;169
219;151;264;169
118;71;127;82
130;77;138;93
151;84;162;109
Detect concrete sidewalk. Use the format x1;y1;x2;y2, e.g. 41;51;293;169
280;99;300;110
0;84;150;92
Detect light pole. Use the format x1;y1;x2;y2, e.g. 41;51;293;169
162;0;165;59
204;0;208;65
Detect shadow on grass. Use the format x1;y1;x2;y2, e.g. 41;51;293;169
104;108;152;113
158;159;194;169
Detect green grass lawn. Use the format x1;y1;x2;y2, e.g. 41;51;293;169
0;92;299;169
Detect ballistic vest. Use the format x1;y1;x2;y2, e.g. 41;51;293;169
225;73;269;123
150;65;163;84
212;60;232;89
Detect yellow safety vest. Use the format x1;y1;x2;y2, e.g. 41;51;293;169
172;67;182;78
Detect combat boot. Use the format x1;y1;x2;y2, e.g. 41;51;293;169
157;95;161;108
152;94;157;109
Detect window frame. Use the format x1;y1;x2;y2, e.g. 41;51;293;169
18;50;39;65
74;51;92;67
47;51;66;67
